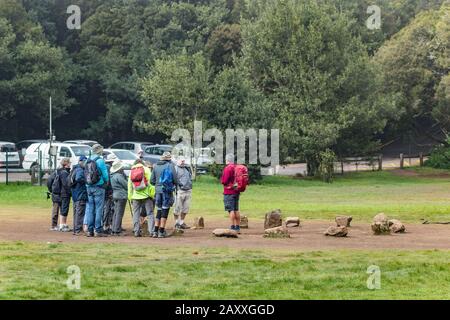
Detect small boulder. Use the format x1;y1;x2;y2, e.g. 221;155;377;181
212;228;238;238
192;217;204;229
335;216;352;227
324;226;348;237
371;213;390;235
285;217;300;227
240;216;249;229
264;209;282;229
389;219;406;233
264;226;290;238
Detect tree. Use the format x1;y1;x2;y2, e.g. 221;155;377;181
140;52;211;135
375;2;450;143
206;23;241;69
241;0;396;174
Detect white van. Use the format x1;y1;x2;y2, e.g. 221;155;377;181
22;142;91;171
0;142;21;168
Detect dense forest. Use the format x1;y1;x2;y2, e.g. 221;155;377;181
0;0;449;172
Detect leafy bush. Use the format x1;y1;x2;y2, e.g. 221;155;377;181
317;149;336;183
425;143;450;169
209;163;263;184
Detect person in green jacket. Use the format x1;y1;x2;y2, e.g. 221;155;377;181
128;159;156;237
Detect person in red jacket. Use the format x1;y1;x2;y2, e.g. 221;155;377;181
221;153;241;233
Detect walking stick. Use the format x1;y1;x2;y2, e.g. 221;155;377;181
128;200;133;219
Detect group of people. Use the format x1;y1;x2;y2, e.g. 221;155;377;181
47;144;244;238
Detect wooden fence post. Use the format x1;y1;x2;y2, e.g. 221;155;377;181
419;152;424;167
400;153;404;169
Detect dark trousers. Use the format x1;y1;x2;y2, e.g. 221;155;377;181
51;197;71;227
73;200;86;233
103;196;114;231
112;199;127;233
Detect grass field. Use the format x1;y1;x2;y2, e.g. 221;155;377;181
0;168;449;299
1;167;450;222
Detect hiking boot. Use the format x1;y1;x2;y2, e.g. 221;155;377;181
179;223;190;230
94;231;108;237
134;232;142;238
50;226;59;231
235;226;241;234
73;231;83;236
151;232;158;238
174;223;181;230
158;230;167;238
60;225;72;233
86;232;94;237
112;232;126;237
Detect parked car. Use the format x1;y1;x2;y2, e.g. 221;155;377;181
143;144;213;173
103;149;139;175
63;140;98;147
22;142;91;172
109;141;154;155
16;139;51;165
0;142;20;168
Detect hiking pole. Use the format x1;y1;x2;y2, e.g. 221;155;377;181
128;200;133;219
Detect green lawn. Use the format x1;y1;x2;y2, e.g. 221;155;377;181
0;242;449;300
0;168;449;300
2;167;450;222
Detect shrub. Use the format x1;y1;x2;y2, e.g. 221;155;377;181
425;142;450;169
317;149;336;183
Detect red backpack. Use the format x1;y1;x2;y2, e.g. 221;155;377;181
233;164;249;193
130;166;148;191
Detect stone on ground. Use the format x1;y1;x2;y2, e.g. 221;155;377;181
240;215;249;229
335;216;352;227
285;217;300;227
371;213;390;235
192;216;204;229
264;209;282;229
324;226;348;237
389;219;406;233
212;228;238;238
263;226;290;238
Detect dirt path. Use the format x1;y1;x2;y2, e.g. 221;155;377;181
0;210;448;250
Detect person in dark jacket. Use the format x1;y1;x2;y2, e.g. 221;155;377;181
110;160;128;236
102;154;117;234
150;152;178;238
71;156;87;235
47;158;72;232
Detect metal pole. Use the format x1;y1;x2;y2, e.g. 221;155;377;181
38;150;42;186
5;150;9;185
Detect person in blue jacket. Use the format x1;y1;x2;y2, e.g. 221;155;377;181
71;156;88;235
85;144;109;237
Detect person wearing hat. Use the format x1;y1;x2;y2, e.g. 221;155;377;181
70;155;88;235
85;144;109;237
128;159;156;237
47;158;72;232
150;151;178;238
110;160;128;236
102;154;117;234
174;156;193;229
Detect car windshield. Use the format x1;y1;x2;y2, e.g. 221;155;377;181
114;150;138;160
0;144;17;152
71;146;91;157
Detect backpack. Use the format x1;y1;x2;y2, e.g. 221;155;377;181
50;170;62;195
130;166;148;191
159;164;175;192
85;157;100;186
233;164;249;193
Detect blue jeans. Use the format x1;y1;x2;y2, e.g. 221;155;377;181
155;192;174;210
86;186;105;233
